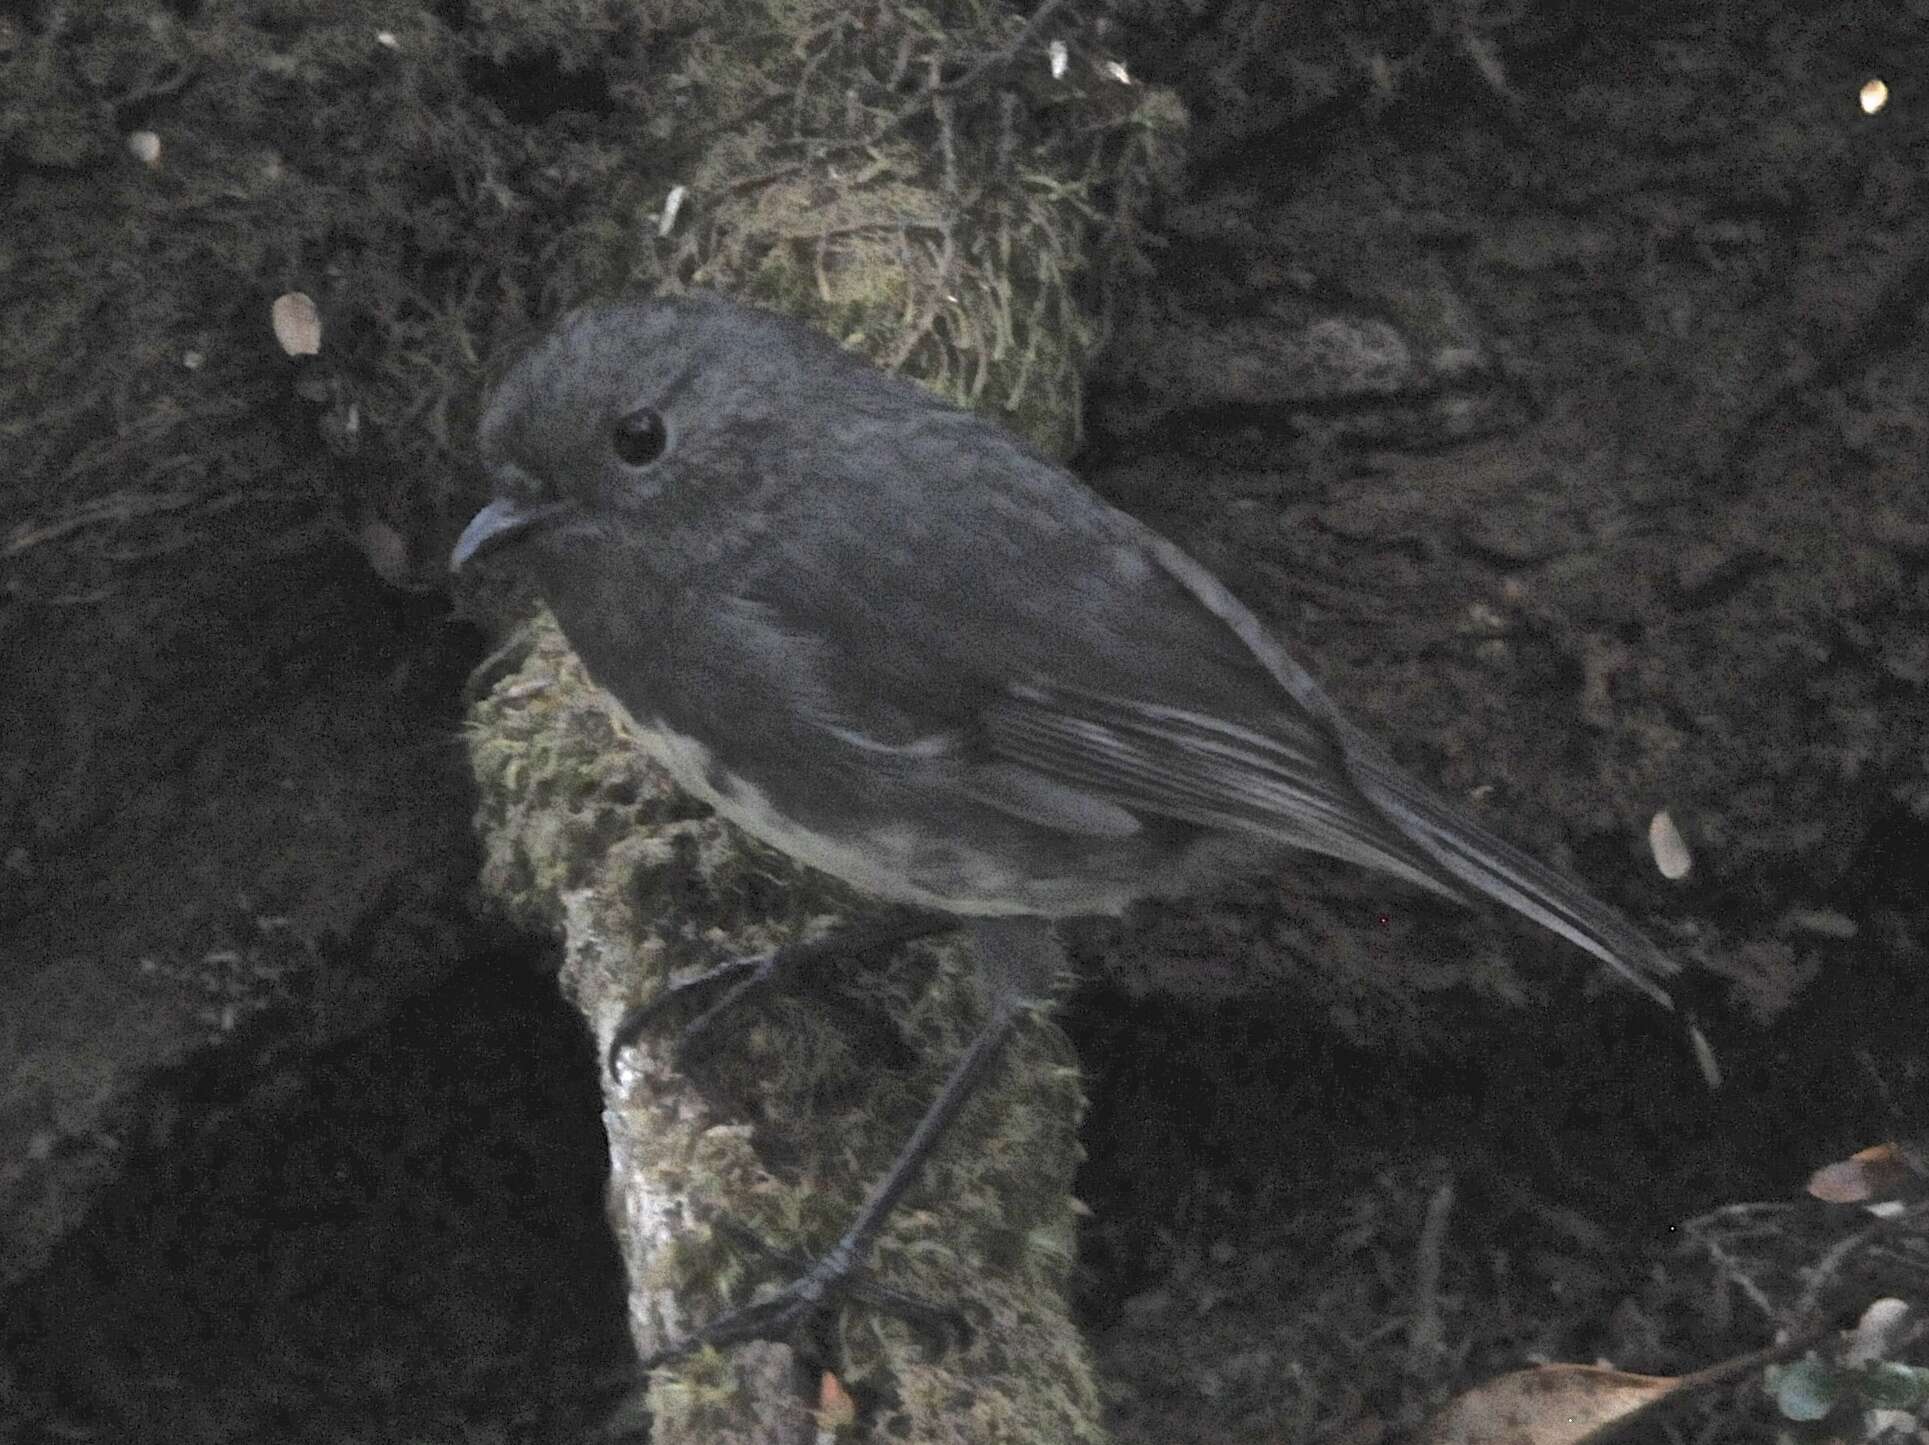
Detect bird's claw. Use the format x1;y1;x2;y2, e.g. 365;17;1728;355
639;1222;967;1370
606;949;785;1078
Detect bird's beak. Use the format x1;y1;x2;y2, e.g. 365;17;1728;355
449;497;568;573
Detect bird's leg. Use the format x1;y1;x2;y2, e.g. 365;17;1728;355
605;909;957;1078
632;916;1062;1369
638;989;1026;1369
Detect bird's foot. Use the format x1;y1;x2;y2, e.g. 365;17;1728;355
640;1219;966;1370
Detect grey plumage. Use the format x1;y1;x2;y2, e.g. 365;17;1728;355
451;290;1682;1366
455;290;1677;1006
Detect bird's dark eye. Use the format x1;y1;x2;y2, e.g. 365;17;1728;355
611;408;667;466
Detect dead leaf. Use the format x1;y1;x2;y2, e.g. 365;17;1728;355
1648;810;1692;879
816;1370;856;1433
1423;1364;1683;1445
272;292;323;357
1807;1143;1918;1205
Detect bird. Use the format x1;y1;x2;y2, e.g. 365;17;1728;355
450;289;1680;1365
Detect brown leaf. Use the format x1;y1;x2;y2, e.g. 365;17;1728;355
817;1370;856;1432
1423;1364;1684;1445
1807;1143;1916;1205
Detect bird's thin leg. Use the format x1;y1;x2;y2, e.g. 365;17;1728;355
639;990;1025;1369
605;910;957;1078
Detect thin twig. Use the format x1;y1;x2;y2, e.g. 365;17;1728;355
1407;1174;1457;1376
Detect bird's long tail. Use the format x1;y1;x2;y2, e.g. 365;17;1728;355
1332;716;1679;1008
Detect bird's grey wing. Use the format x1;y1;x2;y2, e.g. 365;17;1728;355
971;533;1678;1004
977;679;1467;896
733;400;1674;1002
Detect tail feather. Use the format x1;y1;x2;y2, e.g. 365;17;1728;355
1137;532;1681;1008
1333;716;1679;1008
